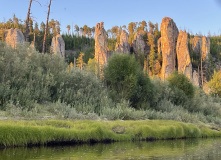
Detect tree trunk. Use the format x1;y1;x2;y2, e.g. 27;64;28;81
42;0;52;53
25;0;33;42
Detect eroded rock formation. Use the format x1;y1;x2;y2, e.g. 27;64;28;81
115;30;130;53
51;34;65;57
192;36;210;61
132;32;146;54
201;36;210;61
176;30;192;80
4;28;25;48
160;17;179;80
95;22;108;66
192;36;202;55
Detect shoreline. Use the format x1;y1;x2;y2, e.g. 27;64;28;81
0;119;220;148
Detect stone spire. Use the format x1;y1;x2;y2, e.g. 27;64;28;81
115;30;130;53
176;30;192;81
95;22;108;66
160;17;179;80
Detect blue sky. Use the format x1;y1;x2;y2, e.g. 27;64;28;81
1;0;221;35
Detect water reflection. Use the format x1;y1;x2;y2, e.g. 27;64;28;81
0;138;220;160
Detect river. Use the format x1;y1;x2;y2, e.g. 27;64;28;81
0;138;221;160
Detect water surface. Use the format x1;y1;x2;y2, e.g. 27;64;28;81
0;138;221;160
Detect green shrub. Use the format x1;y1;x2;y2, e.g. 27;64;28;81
167;71;194;98
208;70;221;98
104;54;139;100
104;53;155;109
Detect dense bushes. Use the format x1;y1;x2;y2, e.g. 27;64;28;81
104;54;156;109
0;43;220;125
167;71;194;98
0;42;114;114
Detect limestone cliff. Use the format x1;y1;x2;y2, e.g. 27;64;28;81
192;36;202;55
132;32;146;54
201;36;210;61
115;30;130;53
176;30;192;80
160;17;179;80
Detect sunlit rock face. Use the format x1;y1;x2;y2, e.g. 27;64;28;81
192;36;210;61
95;22;108;66
201;36;210;61
51;34;65;57
115;30;130;54
160;17;179;80
176;30;192;81
132;32;146;54
192;36;202;55
4;28;25;48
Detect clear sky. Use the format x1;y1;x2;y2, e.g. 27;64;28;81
1;0;221;35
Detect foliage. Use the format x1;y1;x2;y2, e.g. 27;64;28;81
86;58;97;73
107;38;117;51
149;45;155;74
104;54;139;100
0;42;114;115
104;54;156;109
167;71;194;98
208;70;221;97
76;52;86;70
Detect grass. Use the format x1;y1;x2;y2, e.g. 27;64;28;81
0;120;220;147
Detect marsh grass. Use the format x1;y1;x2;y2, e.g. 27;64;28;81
0;120;220;147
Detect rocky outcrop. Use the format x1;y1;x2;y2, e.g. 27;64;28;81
176;30;192;80
192;36;210;61
95;22;108;66
192;70;199;86
201;36;210;61
4;28;25;48
51;34;65;57
115;30;130;53
192;36;202;55
160;17;179;80
132;32;146;54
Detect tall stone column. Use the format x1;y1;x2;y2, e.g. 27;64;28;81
176;30;192;81
160;17;179;80
95;22;108;67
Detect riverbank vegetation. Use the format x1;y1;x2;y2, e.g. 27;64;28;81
0;42;220;126
0;119;220;147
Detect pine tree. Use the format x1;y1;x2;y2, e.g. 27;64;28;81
149;45;155;75
76;52;86;70
66;25;71;35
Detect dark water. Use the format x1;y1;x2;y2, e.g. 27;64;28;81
0;138;221;160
